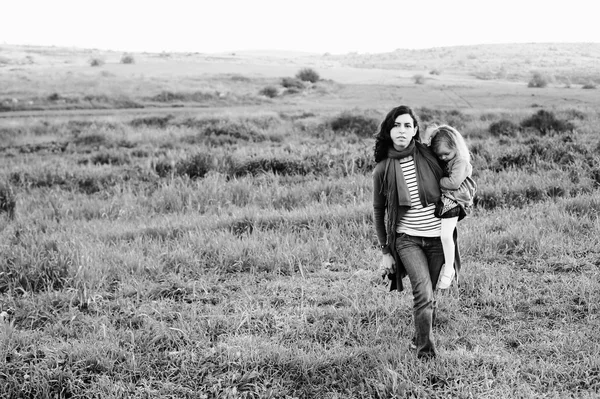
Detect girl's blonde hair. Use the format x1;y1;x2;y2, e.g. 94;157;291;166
430;125;470;162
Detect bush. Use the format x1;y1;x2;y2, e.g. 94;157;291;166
73;132;111;147
83;94;110;103
89;151;129;166
330;112;379;137
413;74;425;84
129;115;174;128
284;87;301;95
47;93;62;101
417;108;471;130
89;57;105;67
203;122;264;142
494;148;532;171
259;86;278;98
180;119;267;145
296;68;320;83
281;77;305;89
154;153;214;179
120;53;135;64
150;91;186;102
520;110;574;135
0;181;16;219
528;72;549;88
582;82;597;89
177;153;213;179
233;158;311;177
489;119;519;137
230;74;251;82
418;107;442;123
564;196;600;220
444;109;471;130
429;69;441;75
147;91;216;103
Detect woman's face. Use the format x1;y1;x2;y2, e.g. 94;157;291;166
390;114;417;150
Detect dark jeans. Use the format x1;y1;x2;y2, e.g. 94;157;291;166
395;233;445;358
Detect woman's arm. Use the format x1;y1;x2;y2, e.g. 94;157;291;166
373;166;395;272
372;166;388;249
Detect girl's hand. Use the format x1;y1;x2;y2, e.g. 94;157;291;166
380;253;396;277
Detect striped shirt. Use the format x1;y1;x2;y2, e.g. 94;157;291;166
395;156;441;237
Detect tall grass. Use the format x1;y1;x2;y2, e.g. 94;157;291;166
1;106;599;397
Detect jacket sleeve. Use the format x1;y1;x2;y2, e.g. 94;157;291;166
372;165;388;248
439;157;471;191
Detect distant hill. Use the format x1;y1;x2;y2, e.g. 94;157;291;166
2;42;599;85
223;50;320;58
327;43;600;84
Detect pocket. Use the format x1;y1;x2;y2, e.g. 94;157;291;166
395;232;415;251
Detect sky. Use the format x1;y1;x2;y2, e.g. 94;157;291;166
2;0;599;54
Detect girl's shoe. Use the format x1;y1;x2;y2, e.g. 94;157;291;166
437;264;455;289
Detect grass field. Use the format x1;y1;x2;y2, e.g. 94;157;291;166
1;43;600;398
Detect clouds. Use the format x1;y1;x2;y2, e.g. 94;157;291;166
2;0;598;53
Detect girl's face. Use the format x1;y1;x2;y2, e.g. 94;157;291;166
433;142;456;162
390;114;417;150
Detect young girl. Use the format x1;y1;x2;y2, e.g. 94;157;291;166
429;125;477;289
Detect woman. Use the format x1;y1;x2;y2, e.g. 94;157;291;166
372;105;461;359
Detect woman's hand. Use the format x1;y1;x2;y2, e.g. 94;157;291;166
380;253;396;277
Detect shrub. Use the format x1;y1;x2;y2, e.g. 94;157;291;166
528;72;549;88
330;112;379;137
489;119;519;137
520;110;574;135
0;181;16;219
47;93;62;101
147;91;214;103
284;87;301;95
259;86;278;98
413;74;425;84
281;77;305;89
203;121;263;141
83;94;110;103
296;68;320;83
444;109;471;130
418;107;443;123
527;138;590;166
233;158;312;177
429;69;441;75
582;82;597;89
494;148;532;171
564;109;586;120
73;132;111;147
230;74;251;82
89;57;105;67
154;153;214;179
129;115;174;128
150;91;186;102
120;53;135;64
564;196;600;220
177;153;213;179
89;151;129;166
189;91;217;102
417;108;470;130
113;97;144;109
0;240;73;294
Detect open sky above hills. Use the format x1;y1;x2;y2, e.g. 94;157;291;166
2;0;599;54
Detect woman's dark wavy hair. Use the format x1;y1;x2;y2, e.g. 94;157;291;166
373;105;420;163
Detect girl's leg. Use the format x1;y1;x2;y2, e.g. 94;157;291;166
440;217;458;270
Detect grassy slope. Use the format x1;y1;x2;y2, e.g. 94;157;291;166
0;43;600;398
